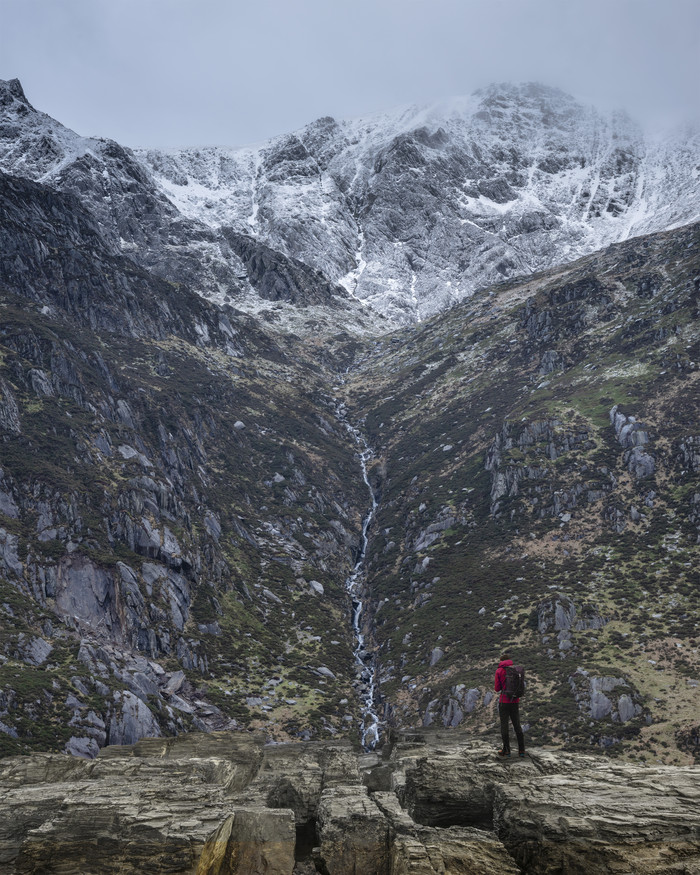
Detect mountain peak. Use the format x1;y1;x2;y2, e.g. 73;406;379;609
0;78;31;109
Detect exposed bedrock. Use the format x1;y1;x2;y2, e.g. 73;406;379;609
0;729;699;874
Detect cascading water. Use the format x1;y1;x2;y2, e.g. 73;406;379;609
334;398;382;750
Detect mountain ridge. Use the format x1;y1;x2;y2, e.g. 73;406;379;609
139;81;700;322
3;78;699;327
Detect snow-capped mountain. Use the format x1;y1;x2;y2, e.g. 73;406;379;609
139;82;700;322
2;78;699;325
0;78;241;295
0;78;375;335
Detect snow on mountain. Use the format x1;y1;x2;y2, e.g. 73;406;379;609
2;78;699;326
139;83;700;323
0;76;236;294
0;78;379;333
0;79;104;182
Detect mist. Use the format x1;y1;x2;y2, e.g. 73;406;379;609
1;0;699;148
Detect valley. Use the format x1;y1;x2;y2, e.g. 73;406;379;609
0;76;698;771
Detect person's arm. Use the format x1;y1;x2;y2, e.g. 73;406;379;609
494;668;502;692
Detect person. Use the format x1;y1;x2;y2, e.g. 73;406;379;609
494;651;525;757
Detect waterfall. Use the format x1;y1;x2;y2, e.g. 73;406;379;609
334;399;382;750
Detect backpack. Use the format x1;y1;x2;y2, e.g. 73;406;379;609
505;665;525;698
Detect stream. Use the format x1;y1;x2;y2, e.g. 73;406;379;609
334;399;382;750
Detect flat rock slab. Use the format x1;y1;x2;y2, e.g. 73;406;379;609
1;731;699;873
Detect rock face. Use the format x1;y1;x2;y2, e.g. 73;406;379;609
0;141;375;751
1;730;699;874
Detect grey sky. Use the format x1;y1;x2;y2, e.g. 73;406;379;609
2;0;699;148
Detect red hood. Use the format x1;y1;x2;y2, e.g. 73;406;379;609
498;659;514;669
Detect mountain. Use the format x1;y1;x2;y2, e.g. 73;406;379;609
139;82;700;322
0;78;699;766
0;78;377;335
345;220;700;755
4;78;699;327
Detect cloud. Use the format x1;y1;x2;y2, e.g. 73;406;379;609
1;0;698;147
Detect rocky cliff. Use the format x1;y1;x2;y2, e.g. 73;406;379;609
1;730;699;874
0;163;375;754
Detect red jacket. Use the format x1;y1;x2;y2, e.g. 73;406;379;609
495;658;519;704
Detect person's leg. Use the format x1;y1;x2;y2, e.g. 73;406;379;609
509;703;525;754
499;702;511;754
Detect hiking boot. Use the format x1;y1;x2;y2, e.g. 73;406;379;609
497;749;510;757
518;752;526;758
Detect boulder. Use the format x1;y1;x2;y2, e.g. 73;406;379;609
537;594;576;633
428;647;444;667
65;736;100;759
108;690;161;746
617;693;640;723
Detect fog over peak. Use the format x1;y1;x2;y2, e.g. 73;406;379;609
1;0;699;149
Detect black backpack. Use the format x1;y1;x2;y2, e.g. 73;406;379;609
505;665;525;698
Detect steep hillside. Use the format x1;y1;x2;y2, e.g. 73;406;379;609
0;169;377;756
345;220;700;762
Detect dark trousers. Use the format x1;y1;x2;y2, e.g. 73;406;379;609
499;702;524;754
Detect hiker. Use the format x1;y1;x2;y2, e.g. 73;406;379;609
494;652;525;757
